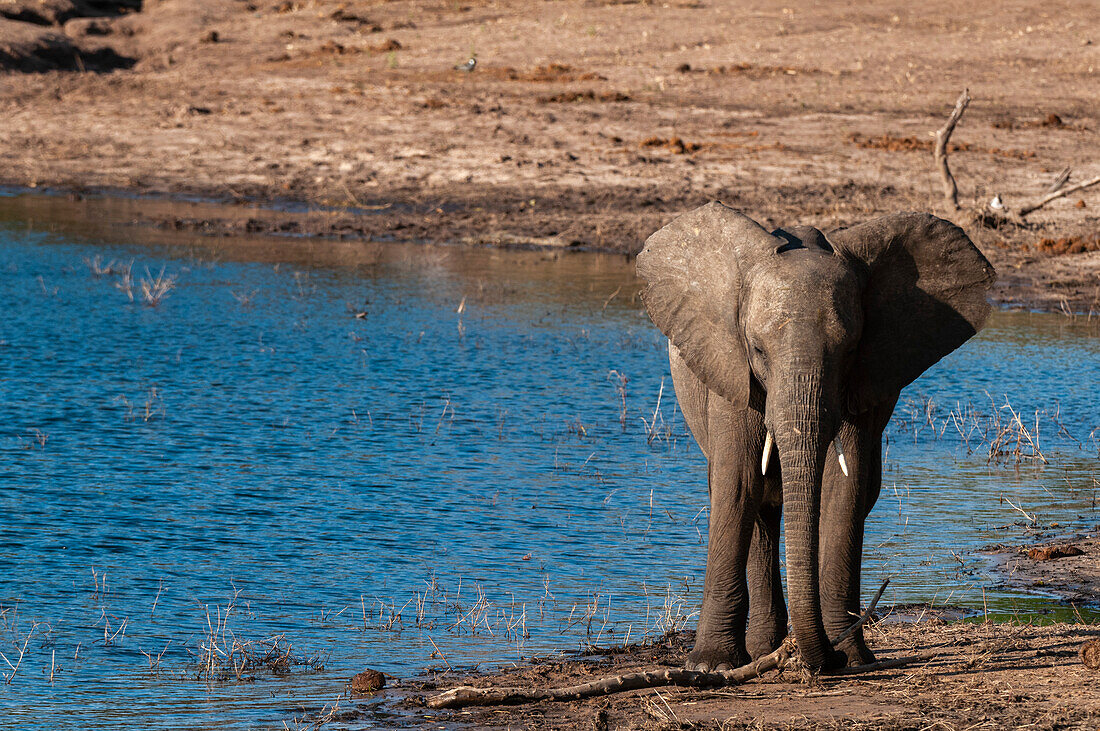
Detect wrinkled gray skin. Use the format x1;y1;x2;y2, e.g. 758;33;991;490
637;203;995;672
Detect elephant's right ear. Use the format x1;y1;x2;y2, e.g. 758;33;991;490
637;202;780;407
828;213;995;411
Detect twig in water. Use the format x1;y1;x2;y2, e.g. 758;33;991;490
114;260;135;302
232;289;259;307
427;635;453;671
140;640;172;678
639;378;668;444
602;286;622;311
607;370;629;431
139;266;178;306
83;255;121;277
1003;497;1037;523
0;621;39;684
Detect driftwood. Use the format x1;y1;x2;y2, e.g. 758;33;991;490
934;89;971;211
928;89;1097;223
427;580;933;709
425;650;792;709
1018;174;1100;217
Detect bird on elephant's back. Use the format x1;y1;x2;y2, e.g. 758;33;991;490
636;202;995;672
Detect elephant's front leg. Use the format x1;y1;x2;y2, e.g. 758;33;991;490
818;408;890;666
745;498;787;659
687;413;765;672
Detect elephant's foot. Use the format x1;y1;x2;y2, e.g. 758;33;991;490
685;640;750;672
834;635;875;667
745;623;787;661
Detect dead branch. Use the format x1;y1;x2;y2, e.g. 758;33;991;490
1018;174;1100;217
934;89;971;211
427;641;796;709
427;581;914;709
830;577;888;648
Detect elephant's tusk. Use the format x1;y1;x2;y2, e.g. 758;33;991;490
834;437;849;477
761;431;774;475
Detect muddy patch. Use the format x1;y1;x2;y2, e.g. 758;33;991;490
988;528;1100;606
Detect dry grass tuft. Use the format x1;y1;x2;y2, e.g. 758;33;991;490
194;590;324;682
139;266;178;306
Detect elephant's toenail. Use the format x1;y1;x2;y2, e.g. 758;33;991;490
715;663;730;672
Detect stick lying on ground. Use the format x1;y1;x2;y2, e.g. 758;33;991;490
427;580;933;709
1018;174;1100;217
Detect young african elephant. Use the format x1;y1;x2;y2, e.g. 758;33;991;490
637;203;995;672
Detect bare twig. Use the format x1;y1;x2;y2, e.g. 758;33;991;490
830;578;889;647
427;635;453;671
1003;497;1037;523
934;89;971;211
1045;166;1071;194
1018;174;1100;217
139;266;178;306
1;621;39;684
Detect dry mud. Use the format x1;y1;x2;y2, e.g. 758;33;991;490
1;0;1099;311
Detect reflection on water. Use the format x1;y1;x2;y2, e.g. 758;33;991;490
0;193;1097;729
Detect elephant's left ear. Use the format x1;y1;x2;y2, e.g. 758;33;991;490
828;213;996;411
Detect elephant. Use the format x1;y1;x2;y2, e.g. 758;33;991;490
636;202;995;672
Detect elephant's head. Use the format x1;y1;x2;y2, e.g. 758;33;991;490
637;202;995;670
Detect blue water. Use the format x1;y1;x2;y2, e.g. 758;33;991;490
0;194;1097;729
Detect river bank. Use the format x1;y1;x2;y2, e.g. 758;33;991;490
383;620;1100;730
1;0;1098;311
988;525;1100;607
385;530;1100;729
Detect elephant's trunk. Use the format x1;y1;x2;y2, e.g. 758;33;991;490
771;372;834;671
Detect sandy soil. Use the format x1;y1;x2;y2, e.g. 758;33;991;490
380;621;1100;730
1;0;1099;310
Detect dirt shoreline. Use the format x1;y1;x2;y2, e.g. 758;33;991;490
370;526;1100;729
988;525;1100;608
8;182;1100;316
2;0;1099;312
378;620;1100;730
